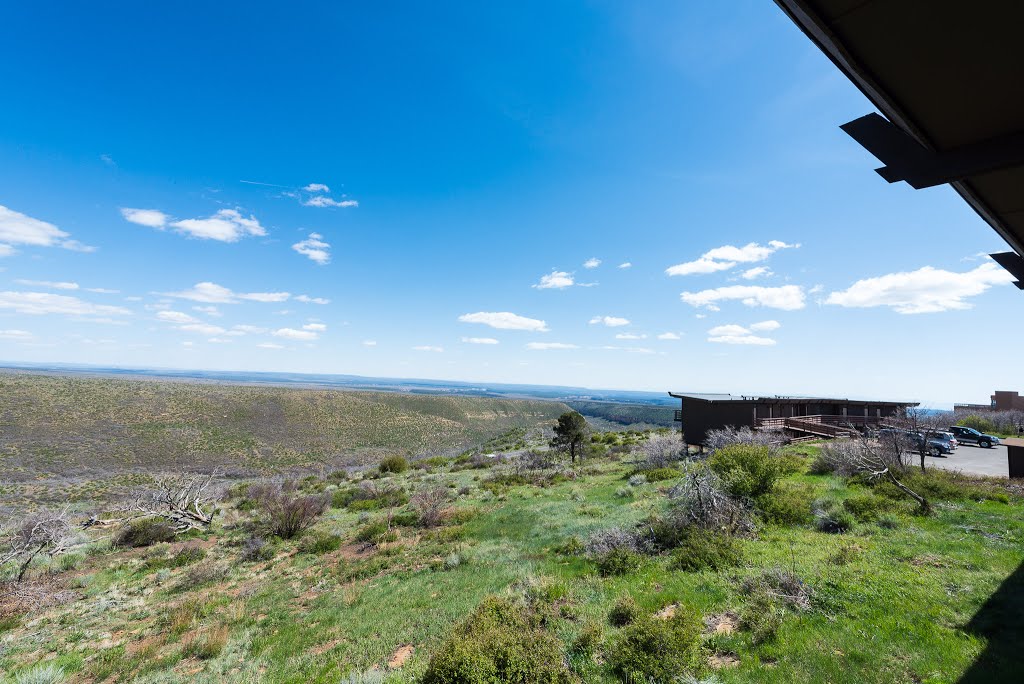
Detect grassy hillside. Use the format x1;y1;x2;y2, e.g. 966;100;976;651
0;373;567;513
1;436;1021;683
565;400;676;428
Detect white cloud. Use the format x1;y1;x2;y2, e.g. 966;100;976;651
0;329;32;340
362;340;377;347
163;282;290;304
302;196;359;208
583;258;601;269
303;183;330;193
666;240;798;276
157;310;199;324
533;270;574;290
459;311;549;332
589;315;630;327
657;332;682;340
169;209;267;242
618;262;632;269
599;345;654;354
0;205;95;254
749;320;781;332
295;294;330;304
680;284;805;311
824;262;1015;314
461;337;499;344
412;345;444;352
615;332;647;340
232;325;268;334
120;208;169;229
0;291;130;317
272;327;318;341
526;342;578;350
707;323;776;346
258;342;284;349
179;323;225;336
292;232;331;265
302;322;327;331
740;266;772;280
207;337;232;344
14;279;79;290
86;287;119;294
193;305;221;317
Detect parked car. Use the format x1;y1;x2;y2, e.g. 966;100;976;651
949;425;1000;448
916;432;956;456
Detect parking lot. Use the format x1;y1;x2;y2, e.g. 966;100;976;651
925;443;1010;478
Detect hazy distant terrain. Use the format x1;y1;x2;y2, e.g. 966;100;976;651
0;372;568;513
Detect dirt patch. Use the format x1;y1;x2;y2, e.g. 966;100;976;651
654;603;677;619
910;554;950;568
308;638;343;657
704;612;738;635
388;644;415;668
709;653;740;669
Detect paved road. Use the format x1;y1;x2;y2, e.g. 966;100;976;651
925;444;1009;478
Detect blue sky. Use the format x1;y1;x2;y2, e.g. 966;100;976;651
0;1;1019;407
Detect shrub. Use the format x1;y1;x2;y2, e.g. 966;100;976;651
113;518;175;548
877;514;900;530
379;455;410;474
252;483;329;539
607;611;703;682
298;532;342;554
705;425;780;454
957;414;997;434
738;590;785;645
842;492;891;522
740;568;813;611
668;529;741;572
665;466;753;536
182;625;229;659
145;544;207;570
355;520;391;544
553;536;584;556
638;467;682;482
709;445;785;500
636;433;686;468
595;548;642;577
627;473;648;487
410;485;452;527
571;621;604;656
14;664;66;684
608;595;640;627
757;482;815;525
176;562;229;592
239;535;273;563
421;596;575;683
814;503;855;534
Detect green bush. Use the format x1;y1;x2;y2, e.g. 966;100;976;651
607;611;703;682
668;529;741;572
355;520;395;544
758;482;815;525
114;518;176;548
421;596;575;684
958;415;997;434
553;536;584;556
842;492;892;522
298;532;342;554
637;467;682;482
595;548;642;577
608;595;640;627
815;507;855;534
571;621;604;656
379;455;410;474
709;445;785;499
739;590;785;645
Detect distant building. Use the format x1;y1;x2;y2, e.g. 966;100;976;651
955;391;1024;413
667;392;917;445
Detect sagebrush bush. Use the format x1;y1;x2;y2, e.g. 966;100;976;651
607;610;703;682
239;535;273;563
757;481;815;525
709;445;785;500
251;483;329;539
13;663;66;684
421;596;575;683
379;455;410;474
176;562;228;592
608;595;640;626
355;520;393;544
113;518;175;548
668;528;741;572
571;621;604;656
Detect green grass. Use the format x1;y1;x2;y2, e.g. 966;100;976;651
1;441;1022;683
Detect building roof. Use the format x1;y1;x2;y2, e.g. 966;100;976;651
668;392;917;406
774;0;1024;288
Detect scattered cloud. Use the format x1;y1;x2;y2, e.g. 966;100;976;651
156;310;198;324
100;154;116;166
163;282;290;304
179;323;225;336
599;345;654;354
292;232;331;265
583;257;601;269
258;342;284;349
0;329;32;340
14;279;79;290
740;266;772;280
412;345;444;352
232;325;267;334
273;327;318;341
302;196;359;208
615;332;647;340
707;323;776;346
362;340;377;347
533;270;574;290
680;284;805;311
657;332;682;340
589;315;630;327
666;240;798;276
0;291;130;317
459;311;549;332
170;209;266;242
86;287;119;294
618;262;632;269
120;208;169;229
302;322;327;331
193;305;221;317
462;337;499;344
303;183;330;193
749;320;781;332
295;294;330;304
824;262;1015;314
526;342;578;350
0;205;96;255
